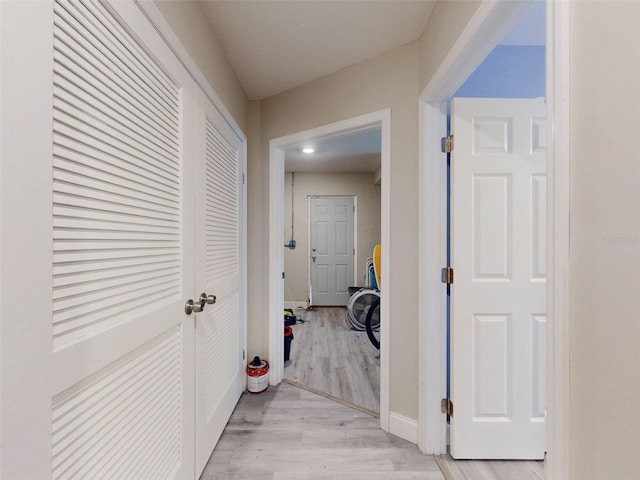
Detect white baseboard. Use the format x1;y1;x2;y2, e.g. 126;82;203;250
284;301;307;310
389;412;418;444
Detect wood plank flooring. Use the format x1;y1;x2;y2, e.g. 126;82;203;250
200;307;546;480
435;454;545;480
283;307;380;413
199;382;445;480
199;379;548;480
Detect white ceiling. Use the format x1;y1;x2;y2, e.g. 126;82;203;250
284;128;381;173
201;0;437;100
199;0;543;174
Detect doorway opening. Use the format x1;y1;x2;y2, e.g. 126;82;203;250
282;131;380;412
418;0;570;477
445;0;547;463
268;109;391;429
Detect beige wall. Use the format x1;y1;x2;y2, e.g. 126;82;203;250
247;101;265;358
250;42;420;419
154;0;248;132
569;2;640;479
419;0;482;91
283;172;381;303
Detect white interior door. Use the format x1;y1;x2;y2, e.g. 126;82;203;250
450;98;546;459
2;1;211;477
310;196;355;306
50;2;197;477
194;87;246;476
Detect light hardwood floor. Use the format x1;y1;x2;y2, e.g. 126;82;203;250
435;454;545;480
283;307;380;413
202;307;545;480
200;383;547;480
199;382;445;480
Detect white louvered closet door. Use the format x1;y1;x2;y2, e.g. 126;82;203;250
194;87;246;476
51;2;195;479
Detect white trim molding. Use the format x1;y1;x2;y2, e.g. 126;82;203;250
417;2;569;478
389;412;418;444
268;109;392;432
269;141;286;384
417;100;448;455
284;301;308;310
545;1;571;478
419;1;532;104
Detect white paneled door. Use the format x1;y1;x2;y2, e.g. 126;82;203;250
194;88;245;476
310;197;355;306
0;2;245;478
450;98;546;459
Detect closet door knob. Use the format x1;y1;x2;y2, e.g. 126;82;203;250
185;298;205;315
200;292;216;305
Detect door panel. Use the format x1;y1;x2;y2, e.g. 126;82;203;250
472;175;511;278
18;1;194;477
194;88;245;476
51;329;184;479
2;2;246;477
450;98;546;460
310;197;354;306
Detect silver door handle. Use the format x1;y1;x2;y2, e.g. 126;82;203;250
200;292;216;305
185;298;204;315
185;292;217;315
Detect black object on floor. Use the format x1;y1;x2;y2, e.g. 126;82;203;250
284;326;294;361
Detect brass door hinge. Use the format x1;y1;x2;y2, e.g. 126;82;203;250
441;398;453;416
441;135;454;154
441;267;454;285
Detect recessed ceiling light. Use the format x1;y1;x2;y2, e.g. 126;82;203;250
302;147;314;154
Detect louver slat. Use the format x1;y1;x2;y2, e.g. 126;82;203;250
205;293;240;420
54;2;179;122
51;329;182;480
205;120;239;283
52;0;182;349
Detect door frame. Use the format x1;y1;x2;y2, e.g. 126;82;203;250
417;1;570;478
269;109;391;431
308;195;357;306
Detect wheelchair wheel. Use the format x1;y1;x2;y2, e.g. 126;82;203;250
365;297;380;350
